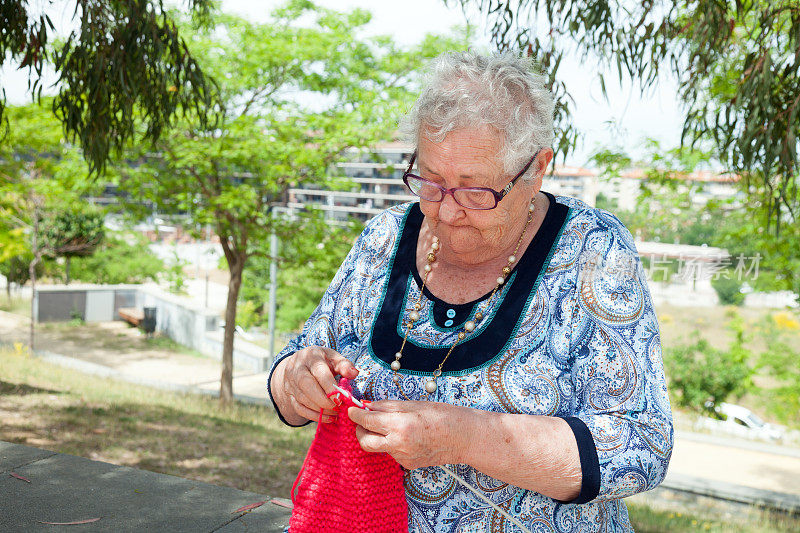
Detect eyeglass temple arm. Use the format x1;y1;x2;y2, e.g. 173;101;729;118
405;151;417;174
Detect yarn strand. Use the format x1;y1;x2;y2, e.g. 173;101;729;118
440;465;534;533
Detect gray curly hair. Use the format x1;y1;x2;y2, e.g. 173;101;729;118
400;51;555;177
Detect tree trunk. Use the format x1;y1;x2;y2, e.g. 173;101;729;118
220;254;244;406
65;256;71;285
29;206;40;352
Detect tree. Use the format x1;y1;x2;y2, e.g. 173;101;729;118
0;0;219;173
0;101;101;349
448;0;799;233
115;1;468;404
0;254;42;299
40;204;105;284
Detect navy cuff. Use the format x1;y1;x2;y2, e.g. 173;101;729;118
267;353;311;428
559;416;601;504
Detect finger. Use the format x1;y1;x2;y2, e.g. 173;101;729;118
347;406;389;435
355;425;387;453
331;356;359;379
289;395;335;423
319;348;359;379
296;368;336;410
291;382;330;420
305;360;340;409
359;400;408;413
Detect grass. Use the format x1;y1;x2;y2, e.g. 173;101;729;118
143;334;208;358
0;292;30;317
656;305;800;355
627;502;800;532
0;349;313;497
35;321;208;360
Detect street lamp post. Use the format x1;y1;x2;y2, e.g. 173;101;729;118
268;232;278;363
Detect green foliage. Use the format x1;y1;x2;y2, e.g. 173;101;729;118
240;211;361;333
0;221;27;264
593;192;616;211
40;204;105;259
594;139;798;302
711;275;745;306
235;300;261;330
590;148;632;181
454;0;800;231
163;251;188;295
594;140;727;246
0;254;43;290
270;222;360;333
0;102;104;282
0;0;219;173
756;314;800;425
67;233;164;285
627;500;800;533
663;315;753;412
714;206;800;301
276;216;362;332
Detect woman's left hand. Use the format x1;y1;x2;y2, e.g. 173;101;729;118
347;400;472;470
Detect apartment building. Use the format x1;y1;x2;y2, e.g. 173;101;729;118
288;142;602;222
287;142;416;222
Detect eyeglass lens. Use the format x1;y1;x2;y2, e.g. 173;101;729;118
405;176;496;209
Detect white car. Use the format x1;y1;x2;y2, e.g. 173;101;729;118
695;402;785;442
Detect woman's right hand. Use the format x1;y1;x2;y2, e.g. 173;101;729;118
271;346;359;424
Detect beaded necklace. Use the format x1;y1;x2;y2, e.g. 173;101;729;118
391;198;536;398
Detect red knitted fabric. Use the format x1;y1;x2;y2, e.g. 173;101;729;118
289;378;408;532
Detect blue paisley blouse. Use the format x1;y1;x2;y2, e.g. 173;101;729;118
269;193;673;532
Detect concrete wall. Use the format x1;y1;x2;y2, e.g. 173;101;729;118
136;285;219;352
201;331;273;373
33;284;272;372
35;285;138;322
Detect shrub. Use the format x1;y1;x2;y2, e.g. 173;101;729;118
236;300;262;330
663;316;753;413
162;250;187;295
756;319;800;424
68;232;164;284
711;275;744;306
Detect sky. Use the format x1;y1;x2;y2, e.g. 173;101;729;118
1;0;684;167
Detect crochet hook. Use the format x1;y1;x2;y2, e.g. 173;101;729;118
332;382;370;410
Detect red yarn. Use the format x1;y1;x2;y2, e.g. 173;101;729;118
289;378;409;532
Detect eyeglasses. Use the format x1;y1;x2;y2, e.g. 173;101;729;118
402;150;539;210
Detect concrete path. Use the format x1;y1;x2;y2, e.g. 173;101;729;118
0;442;291;532
672;430;800;497
663;431;800;513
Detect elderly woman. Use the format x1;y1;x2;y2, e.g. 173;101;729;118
269;52;673;531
